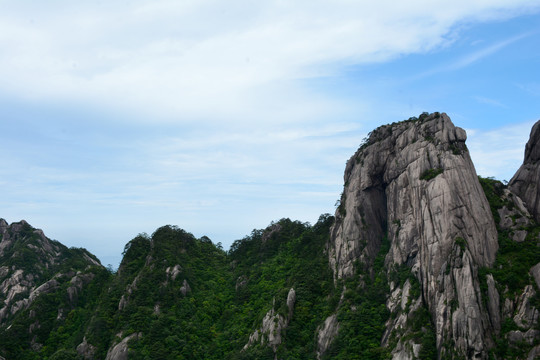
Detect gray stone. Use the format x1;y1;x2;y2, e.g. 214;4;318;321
486;274;501;333
528;345;540;360
105;333;140;360
328;113;498;358
180;279;191;296
76;336;97;360
514;285;539;328
118;275;140;310
509;120;540;223
165;264;182;281
235;275;248;291
316;314;339;360
512;230;528;242
530;263;540;290
286;287;296;319
507;329;539;345
244;288;297;358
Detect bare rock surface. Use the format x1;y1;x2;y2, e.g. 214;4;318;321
509;120;540;222
244;288;296;358
165;264;182;281
530;262;540;290
316;314;340;360
180;279;191;296
77;336;97;360
105;333;140;360
329;113;498;358
528;344;540;360
486;274;501;333
513;285;539;328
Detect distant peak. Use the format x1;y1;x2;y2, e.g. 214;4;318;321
524;120;540;163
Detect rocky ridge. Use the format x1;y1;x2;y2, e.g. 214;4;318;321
0;219;106;357
0;220;102;325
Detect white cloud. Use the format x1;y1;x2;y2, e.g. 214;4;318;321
2;1;540;265
466;120;536;181
1;0;539;123
411;32;532;80
472;96;507;108
446;33;530;70
516;82;540;97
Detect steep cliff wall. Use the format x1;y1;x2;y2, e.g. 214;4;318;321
329;113;499;358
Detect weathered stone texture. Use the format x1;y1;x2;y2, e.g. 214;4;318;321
329;113;499;358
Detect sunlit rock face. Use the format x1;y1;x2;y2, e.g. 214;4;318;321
329;113;499;358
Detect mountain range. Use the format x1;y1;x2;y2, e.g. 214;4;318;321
1;112;539;359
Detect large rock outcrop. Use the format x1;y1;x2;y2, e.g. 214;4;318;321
243;287;296;358
509;120;540;223
328;113;499;358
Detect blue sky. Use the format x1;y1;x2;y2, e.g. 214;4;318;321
1;1;540;267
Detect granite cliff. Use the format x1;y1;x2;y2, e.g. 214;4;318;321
323;112;540;359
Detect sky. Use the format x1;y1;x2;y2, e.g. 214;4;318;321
1;1;540;267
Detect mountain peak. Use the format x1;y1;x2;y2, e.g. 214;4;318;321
329;112;498;358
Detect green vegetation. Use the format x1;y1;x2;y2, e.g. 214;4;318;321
1;216;337;359
0;221;110;360
358;111;439;151
325;236;391;359
454;237;466;250
2;213;438;359
448;141;466;155
478;176;540;359
2;166;540;359
478;176;540;295
420;168;444;181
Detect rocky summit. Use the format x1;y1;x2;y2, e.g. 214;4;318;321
329;112;498;358
1;112;539;360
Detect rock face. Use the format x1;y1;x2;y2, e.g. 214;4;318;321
316;314;339;359
244;287;296;358
105;333;140;360
509;120;540;222
77;336;97;360
329;113;499;358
